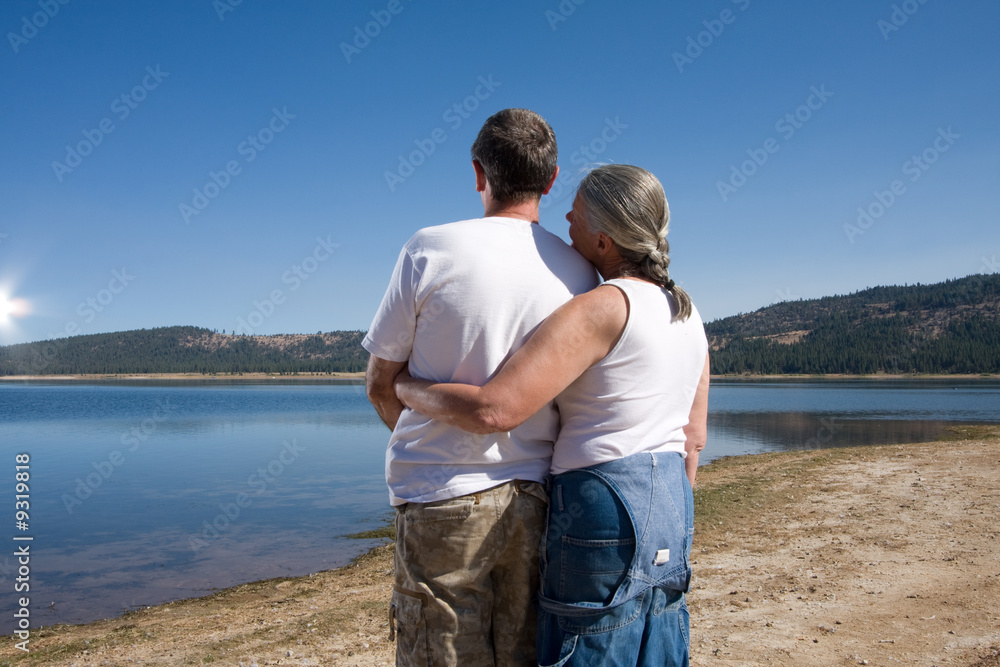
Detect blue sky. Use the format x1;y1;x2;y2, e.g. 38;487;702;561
1;0;997;345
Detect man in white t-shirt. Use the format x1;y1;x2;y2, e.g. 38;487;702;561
363;109;598;666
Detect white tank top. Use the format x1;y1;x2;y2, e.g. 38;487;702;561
551;278;709;474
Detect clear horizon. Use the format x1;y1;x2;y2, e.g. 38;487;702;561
2;1;997;346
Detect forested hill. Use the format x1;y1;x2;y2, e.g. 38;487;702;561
707;273;1000;374
0;327;368;375
2;275;998;376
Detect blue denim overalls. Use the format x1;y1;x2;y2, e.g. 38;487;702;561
536;451;694;666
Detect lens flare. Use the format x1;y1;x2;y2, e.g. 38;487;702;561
0;293;31;322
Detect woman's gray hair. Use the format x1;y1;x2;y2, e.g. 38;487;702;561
577;164;693;320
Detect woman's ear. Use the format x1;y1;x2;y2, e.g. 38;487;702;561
595;231;615;255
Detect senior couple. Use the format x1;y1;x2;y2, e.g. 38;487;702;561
363;108;710;667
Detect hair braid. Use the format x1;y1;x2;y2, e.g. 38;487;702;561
578;165;693;320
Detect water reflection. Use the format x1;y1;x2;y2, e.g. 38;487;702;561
33;525;387;628
700;379;1000;462
707;412;952;460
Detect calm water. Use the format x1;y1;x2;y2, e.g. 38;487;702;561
0;378;998;631
707;378;1000;457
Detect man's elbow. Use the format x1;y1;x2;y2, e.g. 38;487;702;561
364;361;380;402
365;378;393;410
364;381;379;405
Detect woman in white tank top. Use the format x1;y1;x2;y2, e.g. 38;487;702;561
395;165;710;666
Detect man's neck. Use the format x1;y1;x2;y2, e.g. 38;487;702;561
483;200;541;224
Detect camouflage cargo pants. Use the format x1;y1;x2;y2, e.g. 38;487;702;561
390;480;548;667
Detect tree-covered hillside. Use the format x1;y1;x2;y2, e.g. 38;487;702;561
0;327;368;375
3;274;998;376
707;273;1000;374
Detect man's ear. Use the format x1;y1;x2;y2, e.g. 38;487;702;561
473;160;488;193
541;166;560;195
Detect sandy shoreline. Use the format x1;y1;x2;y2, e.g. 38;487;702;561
2;430;998;665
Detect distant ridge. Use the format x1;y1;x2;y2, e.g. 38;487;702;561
0;327;367;376
706;273;1000;374
2;275;998;376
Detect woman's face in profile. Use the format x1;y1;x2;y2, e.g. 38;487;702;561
566;191;597;262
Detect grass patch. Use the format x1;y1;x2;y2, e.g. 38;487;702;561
345;524;395;540
351;542;394;567
936;424;1000;442
692;448;860;537
1;636;93;665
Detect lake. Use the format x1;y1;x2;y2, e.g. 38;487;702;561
0;378;998;631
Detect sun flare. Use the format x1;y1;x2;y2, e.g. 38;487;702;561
0;293;30;323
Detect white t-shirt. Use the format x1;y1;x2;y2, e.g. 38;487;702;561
363;216;598;505
551;278;709;474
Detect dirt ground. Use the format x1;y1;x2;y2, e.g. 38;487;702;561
686;426;999;667
3;429;998;666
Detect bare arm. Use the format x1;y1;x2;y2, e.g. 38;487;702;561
394;285;628;434
366;354;408;430
683;352;711;486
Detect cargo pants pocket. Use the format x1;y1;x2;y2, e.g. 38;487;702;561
390;586;428;667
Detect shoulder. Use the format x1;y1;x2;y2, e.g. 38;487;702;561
532;224;579;256
686;301;704;326
399;220;490;268
558;284;629;339
405;218;480;246
685;302;709;347
409;217;550;253
531;225;601;286
583;282;630;309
